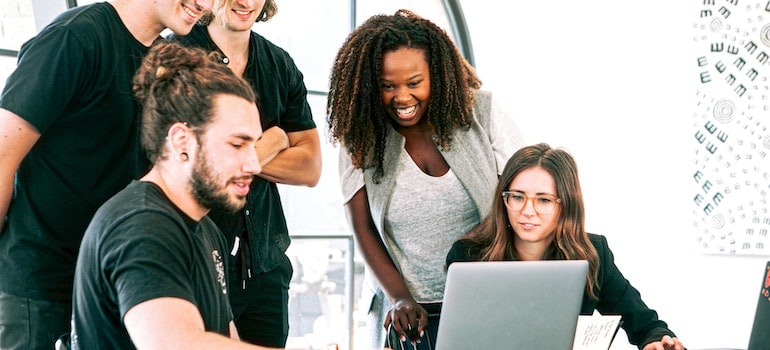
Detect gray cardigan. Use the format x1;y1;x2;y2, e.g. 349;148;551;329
338;90;524;347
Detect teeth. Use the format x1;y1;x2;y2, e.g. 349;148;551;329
396;106;416;115
235;10;250;15
183;6;197;19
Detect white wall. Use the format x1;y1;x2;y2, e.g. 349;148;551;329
460;1;768;349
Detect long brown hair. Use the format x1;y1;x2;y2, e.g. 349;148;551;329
460;143;601;299
326;9;480;181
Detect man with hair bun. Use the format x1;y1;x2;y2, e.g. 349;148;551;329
171;0;322;346
0;0;213;347
71;41;280;350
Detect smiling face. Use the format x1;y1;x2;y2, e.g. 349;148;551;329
217;0;266;32
507;167;560;251
155;0;214;36
190;93;262;213
379;47;431;129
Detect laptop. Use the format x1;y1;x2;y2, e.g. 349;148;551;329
747;261;770;350
434;260;589;350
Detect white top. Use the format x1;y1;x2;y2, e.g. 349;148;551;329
383;149;480;302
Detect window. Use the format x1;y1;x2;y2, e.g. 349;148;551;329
0;0;36;91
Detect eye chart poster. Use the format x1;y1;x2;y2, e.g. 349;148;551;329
692;1;769;255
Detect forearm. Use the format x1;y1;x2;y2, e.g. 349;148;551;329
176;332;280;349
0;182;11;233
0;108;41;233
126;299;281;349
346;190;413;303
257;128;321;186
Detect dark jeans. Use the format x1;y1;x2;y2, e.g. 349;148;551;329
0;290;71;350
229;254;293;347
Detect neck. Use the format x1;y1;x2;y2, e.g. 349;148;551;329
141;164;208;221
207;20;250;59
110;0;164;47
514;239;550;261
393;117;433;138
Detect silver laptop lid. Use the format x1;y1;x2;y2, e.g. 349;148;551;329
435;260;589;350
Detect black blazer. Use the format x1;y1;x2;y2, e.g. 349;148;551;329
446;233;677;349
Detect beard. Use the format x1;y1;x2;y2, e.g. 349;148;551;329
190;149;248;213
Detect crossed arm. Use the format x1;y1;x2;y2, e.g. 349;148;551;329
254;125;321;187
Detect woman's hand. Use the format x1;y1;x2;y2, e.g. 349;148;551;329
642;335;685;350
384;297;429;343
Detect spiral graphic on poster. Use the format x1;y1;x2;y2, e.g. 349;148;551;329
760;24;770;47
763;135;770;150
711;214;726;229
710;18;723;32
713;99;735;123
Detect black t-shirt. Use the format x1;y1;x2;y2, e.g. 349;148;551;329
0;3;151;301
71;181;232;349
171;25;316;273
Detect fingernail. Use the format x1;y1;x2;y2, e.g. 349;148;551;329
420;330;424;338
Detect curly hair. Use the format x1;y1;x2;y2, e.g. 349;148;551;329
459;143;601;299
327;9;481;181
133;41;256;163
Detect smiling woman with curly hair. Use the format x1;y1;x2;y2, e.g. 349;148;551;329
327;9;525;348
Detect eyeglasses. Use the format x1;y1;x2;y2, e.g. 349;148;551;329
501;191;561;215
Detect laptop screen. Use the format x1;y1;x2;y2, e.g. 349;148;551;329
435;260;588;350
747;261;770;350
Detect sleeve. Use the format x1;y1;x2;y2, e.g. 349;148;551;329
277;52;315;132
0;25;88;134
487;92;525;174
446;240;472;267
102;211;196;319
338;145;365;204
593;235;676;348
472;90;525;175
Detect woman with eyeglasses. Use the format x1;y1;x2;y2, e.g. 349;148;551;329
446;143;686;350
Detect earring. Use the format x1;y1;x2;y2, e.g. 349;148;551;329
180;152;189;161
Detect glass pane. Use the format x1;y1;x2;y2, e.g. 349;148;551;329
286;236;362;350
0;55;17;92
357;0;453;38
0;0;36;51
254;0;351;93
277;93;349;237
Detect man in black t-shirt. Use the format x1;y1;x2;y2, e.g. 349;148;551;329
171;0;322;346
0;1;212;348
72;41;279;349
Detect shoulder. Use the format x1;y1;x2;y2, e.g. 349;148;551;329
446;239;479;266
587;233;607;247
586;233;615;269
94;182;184;229
470;89;494;125
251;32;293;59
168;24;212;48
29;3;130;54
44;3;119;34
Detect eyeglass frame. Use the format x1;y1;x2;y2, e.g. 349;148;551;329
501;191;562;215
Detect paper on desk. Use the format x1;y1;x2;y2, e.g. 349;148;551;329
572;315;622;350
